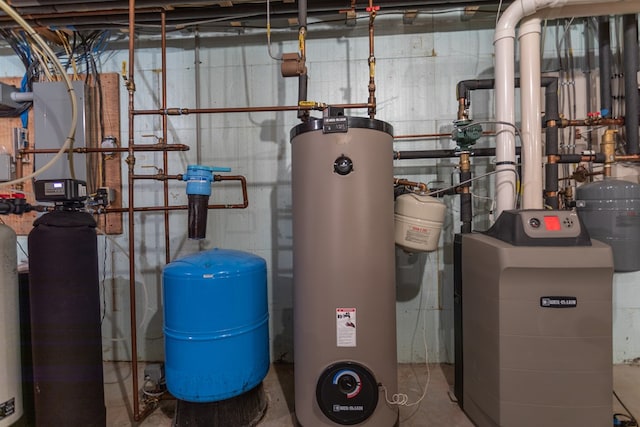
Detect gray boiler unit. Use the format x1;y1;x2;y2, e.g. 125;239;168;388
460;210;613;427
291;116;398;426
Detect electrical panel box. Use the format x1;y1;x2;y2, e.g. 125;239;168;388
33;81;88;182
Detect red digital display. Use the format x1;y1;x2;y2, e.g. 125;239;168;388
544;215;561;231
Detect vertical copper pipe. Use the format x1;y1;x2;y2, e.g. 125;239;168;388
15;154;24;188
457;98;467;120
161;11;170;264
297;0;308;121
367;1;377;119
127;0;141;421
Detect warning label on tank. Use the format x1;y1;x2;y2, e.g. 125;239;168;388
336;308;357;347
405;226;431;245
0;397;15;420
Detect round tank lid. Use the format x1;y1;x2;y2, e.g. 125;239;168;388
395;193;446;222
164;248;265;277
290;116;393;140
576;178;640;199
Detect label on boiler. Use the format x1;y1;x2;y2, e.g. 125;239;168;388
336;308;357;347
540;296;577;308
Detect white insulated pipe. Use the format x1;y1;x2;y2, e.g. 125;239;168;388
519;17;543;210
494;0;640;217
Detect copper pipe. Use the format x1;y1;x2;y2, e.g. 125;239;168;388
106;203;248;213
131;103;373;115
20;144;190;154
126;0;141;421
393;177;427;192
601;129;616;178
106;175;249;213
161;10;170;265
214;175;249;208
548;154;604;163
15;154;24;190
394;131;495;140
131;174;183;181
367;0;377;119
459;152;471;191
558;117;625;128
457;98;467;120
614;154;640;161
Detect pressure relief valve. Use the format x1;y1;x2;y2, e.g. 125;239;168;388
183;164;231;240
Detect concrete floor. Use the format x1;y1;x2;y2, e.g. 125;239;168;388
104;362;640;426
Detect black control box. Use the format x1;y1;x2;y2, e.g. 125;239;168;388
35;179;87;202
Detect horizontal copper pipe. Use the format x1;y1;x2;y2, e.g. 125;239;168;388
20;144;189;154
106;203;245;213
132;103;373;115
106;175;248;213
131;174;183;181
558;117;625;127
615;154;640;161
395;130;495;139
394;177;427;192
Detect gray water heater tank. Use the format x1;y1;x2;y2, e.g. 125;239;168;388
291;116;398;427
576;179;640;272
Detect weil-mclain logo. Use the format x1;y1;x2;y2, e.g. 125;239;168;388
540;296;577;308
333;404;364;412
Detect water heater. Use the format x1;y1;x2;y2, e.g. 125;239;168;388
0;224;22;426
291;116;398;426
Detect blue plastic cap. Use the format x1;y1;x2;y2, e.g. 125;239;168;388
183;164;232;196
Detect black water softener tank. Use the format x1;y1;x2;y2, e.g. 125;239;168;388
28;210;105;426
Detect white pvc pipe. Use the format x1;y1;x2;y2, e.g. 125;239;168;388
494;35;517;215
10;91;33;102
493;0;551;216
519;17;543;209
494;0;640;217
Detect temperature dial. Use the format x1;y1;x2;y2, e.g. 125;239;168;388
334;155;353;175
316;362;378;425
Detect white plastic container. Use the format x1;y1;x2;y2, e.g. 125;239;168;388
394;193;446;252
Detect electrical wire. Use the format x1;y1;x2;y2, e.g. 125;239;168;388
95;227;152;331
495;0;504;26
0;0;78;189
381;255;431;408
457;120;523;142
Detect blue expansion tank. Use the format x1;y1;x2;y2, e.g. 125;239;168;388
163;248;269;402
